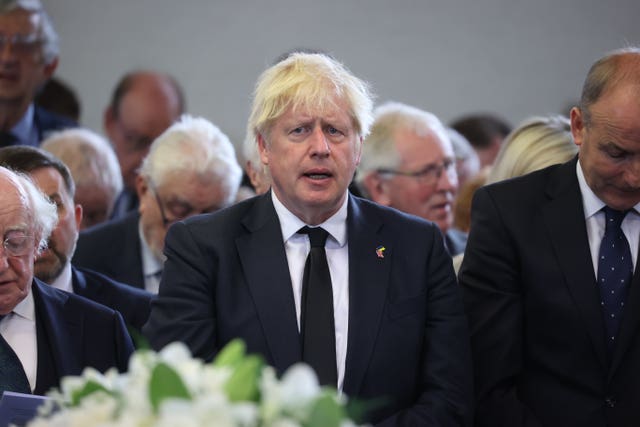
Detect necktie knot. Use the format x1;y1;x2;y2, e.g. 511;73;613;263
299;226;329;248
603;206;628;229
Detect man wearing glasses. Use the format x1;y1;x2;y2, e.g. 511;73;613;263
0;0;75;147
356;102;467;255
73;115;242;293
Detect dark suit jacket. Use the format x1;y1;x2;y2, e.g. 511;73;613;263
30;279;134;395
33;106;76;143
73;211;145;289
459;157;640;427
144;193;473;426
71;265;154;333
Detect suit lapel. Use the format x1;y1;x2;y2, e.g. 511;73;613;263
235;194;301;372
342;197;391;396
32;280;83;378
541;159;607;370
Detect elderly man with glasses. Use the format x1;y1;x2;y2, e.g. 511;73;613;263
355;101;467;256
72;115;242;293
0;0;75;147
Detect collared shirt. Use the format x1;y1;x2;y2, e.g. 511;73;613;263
48;262;74;293
577;160;640;276
271;190;350;391
0;291;37;391
139;222;164;294
9;104;39;147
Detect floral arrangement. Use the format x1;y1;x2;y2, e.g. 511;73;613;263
27;340;365;427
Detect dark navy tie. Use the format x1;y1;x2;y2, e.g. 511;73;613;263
0;315;32;394
597;207;633;353
298;226;337;387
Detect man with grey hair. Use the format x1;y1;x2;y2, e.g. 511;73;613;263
144;53;472;425
0;166;133;395
41;128;123;229
356;101;467;256
0;0;75;147
73;115;242;293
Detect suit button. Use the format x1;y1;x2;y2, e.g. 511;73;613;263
604;396;616;408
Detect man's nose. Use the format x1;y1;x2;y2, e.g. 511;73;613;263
309;127;330;155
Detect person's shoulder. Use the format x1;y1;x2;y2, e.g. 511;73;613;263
350;195;440;234
35;278;118;319
75;266;153;300
34;105;77;132
79;211;139;241
484;160;571;196
181;193;269;233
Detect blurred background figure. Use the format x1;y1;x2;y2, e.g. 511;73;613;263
34;76;80;122
41;128;123;229
452;115;577;273
448;126;480;190
242;124;271;196
73;115;242;293
486;115;577;185
104;70;184;219
356;101;467;256
0;145;152;333
0;0;75;147
450;113;511;169
453;166;490;235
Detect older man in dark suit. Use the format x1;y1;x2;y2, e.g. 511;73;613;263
0;1;75;148
144;53;473;426
459;47;640;427
0;146;153;333
0;166;132;395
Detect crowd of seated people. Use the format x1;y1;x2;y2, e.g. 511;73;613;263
2;1;640;425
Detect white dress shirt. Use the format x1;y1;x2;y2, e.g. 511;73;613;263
0;291;38;391
139;222;164;294
48;262;74;293
271;190;350;391
577;160;640;275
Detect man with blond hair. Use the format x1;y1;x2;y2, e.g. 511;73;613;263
145;53;472;425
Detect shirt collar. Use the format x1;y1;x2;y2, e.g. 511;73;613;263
271;189;348;247
48;262;73;293
10;104;35;144
138;221;164;277
577;158;640;218
12;285;35;321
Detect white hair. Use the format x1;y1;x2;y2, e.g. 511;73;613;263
41;128;123;209
139;115;242;207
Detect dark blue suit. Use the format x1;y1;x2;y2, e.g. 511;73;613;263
459;157;640;426
73;212;145;289
30;279;134;395
33;106;76;143
144;193;473;425
71;266;154;333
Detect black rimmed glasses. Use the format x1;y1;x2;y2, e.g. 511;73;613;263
149;181;219;228
0;33;43;56
377;158;457;187
2;230;33;257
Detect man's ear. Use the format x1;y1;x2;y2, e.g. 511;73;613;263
135;175;149;212
257;133;269;165
42;57;58;80
570;106;585;148
74;203;83;230
363;172;392;206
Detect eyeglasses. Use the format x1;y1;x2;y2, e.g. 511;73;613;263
0;33;43;56
377;158;457;186
150;183;173;227
2;231;33;257
149;182;219;228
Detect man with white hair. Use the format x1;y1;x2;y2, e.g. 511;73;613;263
356;102;467;255
41;128;123;229
73;115;243;292
0;166;133;395
0;0;75;147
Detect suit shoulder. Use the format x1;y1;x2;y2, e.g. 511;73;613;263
76;267;153;300
352;196;440;234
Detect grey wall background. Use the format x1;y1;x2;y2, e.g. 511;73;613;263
42;0;640;157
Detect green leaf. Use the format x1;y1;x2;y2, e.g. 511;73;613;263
70;380;111;406
148;362;191;412
213;339;246;368
224;355;263;402
306;394;345;427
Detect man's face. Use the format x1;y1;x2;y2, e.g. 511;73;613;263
0;9;55;108
137;171;227;260
105;78;182;191
30;167;81;283
74;184;113;230
0;174;36;315
258;99;362;225
572;82;640;211
373;127;458;232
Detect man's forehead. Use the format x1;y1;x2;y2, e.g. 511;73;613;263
0;8;41;33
